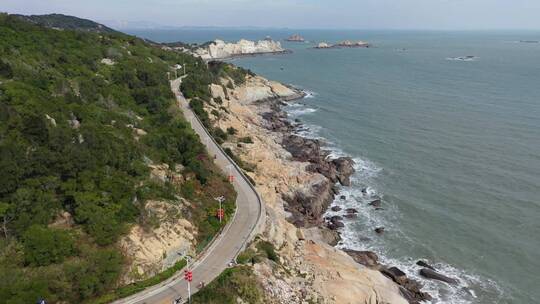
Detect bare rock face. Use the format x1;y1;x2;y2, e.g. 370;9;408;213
283;177;334;227
344;249;380;268
283;135;323;163
282;135;355;187
332;157;355;186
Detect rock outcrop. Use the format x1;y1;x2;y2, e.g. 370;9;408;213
120;200;196;284
194;39;287;60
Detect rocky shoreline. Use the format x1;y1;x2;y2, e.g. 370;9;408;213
209;74;409;303
250;83;452;303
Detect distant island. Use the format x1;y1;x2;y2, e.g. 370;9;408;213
286;34;305;42
191;38;289;60
314;40;371;49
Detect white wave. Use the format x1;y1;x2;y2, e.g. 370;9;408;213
287;107;318;116
303;90;318;99
324;155;504;304
445;56;479;62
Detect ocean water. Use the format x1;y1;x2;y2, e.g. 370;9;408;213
130;29;540;303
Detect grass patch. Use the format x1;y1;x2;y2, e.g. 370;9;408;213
191;266;264;304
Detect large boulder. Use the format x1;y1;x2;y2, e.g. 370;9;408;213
282;135;323;163
419;268;459;285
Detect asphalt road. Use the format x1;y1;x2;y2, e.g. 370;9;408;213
113;77;264;304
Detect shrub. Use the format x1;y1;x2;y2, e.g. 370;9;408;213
239;136;253;144
226;127;237;135
213;128;228;141
192;266;263;304
256;240;278;262
213;96;223;104
236;248;257;265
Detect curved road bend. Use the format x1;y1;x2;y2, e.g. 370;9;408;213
113;78;263;304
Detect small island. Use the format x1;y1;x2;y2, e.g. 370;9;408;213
314;40;371;49
286;34;305;42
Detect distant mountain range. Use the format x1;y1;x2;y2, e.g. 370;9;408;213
12;13;118;33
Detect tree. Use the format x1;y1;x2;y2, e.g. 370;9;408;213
0;202;13;239
22;225;75;266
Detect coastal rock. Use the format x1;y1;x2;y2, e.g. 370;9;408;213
346;208;358;214
381;267;432;303
416;260;435;270
419;268;459;285
283;135;324;163
382;267;408;285
344;213;358;219
369;199;382;208
327;220;345;230
375;227;385;234
283;177;335;227
330;206;342;212
344;249;379;268
332;157;355;186
327;215;345;230
194;39;286;60
328;215;343;222
340;195;346;200
315;42;331;49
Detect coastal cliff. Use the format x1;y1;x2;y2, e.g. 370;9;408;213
194;39;287;60
204;74;408;303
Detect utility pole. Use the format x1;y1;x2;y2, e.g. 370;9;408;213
214;196;225;223
184;256;193;304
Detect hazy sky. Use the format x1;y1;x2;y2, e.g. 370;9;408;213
4;0;540;30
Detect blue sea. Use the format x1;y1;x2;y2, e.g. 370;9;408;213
128;28;540;303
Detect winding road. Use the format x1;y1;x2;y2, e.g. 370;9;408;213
113;77;264;304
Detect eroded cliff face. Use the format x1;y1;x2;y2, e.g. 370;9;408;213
206;75;407;304
119;199;197;284
194;39;286;60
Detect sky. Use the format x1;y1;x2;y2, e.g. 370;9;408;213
3;0;540;30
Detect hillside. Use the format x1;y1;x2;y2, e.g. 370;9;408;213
12;13;118;33
0;13;244;303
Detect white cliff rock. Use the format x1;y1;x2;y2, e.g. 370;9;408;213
195;39;286;60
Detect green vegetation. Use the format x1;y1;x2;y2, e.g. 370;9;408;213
191;266;264;304
256;240;279;262
226;126;237;135
239;136;254;144
0;14;236;303
91;259;187;304
11;13;118;33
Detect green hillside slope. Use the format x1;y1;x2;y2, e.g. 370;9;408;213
0;13;237;303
